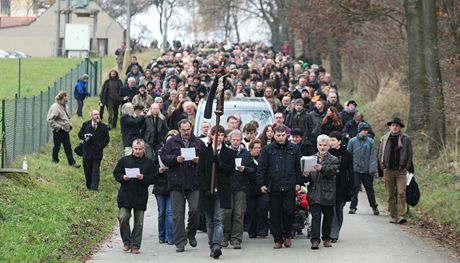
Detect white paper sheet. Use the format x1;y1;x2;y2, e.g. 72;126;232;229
406;172;414;186
158;156;168;169
181;147;196;161
301;156;317;172
125;168;140;178
235;158;242;170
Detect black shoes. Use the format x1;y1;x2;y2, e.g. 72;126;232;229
176;246;185;252
311;240;319;250
189;237;197;247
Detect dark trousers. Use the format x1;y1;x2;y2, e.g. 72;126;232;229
247;193;269;237
310;204;334;242
350;172;378;209
106;99;119;128
83;158;101;190
52;129;75;165
223;191;246;243
269;190;295;243
330;201;346;240
76;99;84;117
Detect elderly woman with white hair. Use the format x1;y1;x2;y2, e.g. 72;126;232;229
303;134;339;250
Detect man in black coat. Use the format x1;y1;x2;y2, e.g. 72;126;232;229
78;110;110;191
113;139;156;254
257;125;303;249
197;125;236;259
160;119;206;252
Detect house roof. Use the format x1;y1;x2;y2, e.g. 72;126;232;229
0;16;37;29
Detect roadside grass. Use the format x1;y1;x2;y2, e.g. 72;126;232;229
0;98;123;262
343;76;460;235
0;58;82;98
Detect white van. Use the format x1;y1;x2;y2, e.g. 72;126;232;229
193;97;275;136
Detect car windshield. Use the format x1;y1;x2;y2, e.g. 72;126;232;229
194;98;274;136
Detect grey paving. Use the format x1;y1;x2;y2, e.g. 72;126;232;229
88;191;458;263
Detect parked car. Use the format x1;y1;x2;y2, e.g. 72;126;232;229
193;97;275;136
8;51;29;58
0;50;10;58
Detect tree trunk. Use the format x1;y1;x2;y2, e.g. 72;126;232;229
232;4;240;43
270;21;282;50
422;0;446;156
405;0;429;131
0;0;10;16
327;35;342;81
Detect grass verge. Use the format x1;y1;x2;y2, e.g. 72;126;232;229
0;98;122;262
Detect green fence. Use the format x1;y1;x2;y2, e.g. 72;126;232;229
1;58;102;168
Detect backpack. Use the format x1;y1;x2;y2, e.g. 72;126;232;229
406;177;420;206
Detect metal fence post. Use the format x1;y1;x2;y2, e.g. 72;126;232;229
70;68;74;110
47;87;51;143
1;99;5;168
23;97;26;154
93;60;98;96
31;96;36;152
39;91;43;148
12;94;18;161
18;58;22;98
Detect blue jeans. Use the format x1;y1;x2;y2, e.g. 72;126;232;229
205;196;226;249
156;194;173;243
350;172;378;209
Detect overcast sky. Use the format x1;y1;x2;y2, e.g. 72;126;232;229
130;5;271;46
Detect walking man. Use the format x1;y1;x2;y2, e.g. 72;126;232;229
378;117;413;224
47;91;80;168
347;122;379;215
78;110;110;191
257;125;302;249
113;139;156;254
160;119;206;252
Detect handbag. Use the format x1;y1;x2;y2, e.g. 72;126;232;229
406;176;421;207
74;143;84;157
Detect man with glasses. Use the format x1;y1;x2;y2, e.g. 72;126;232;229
161;119;206;252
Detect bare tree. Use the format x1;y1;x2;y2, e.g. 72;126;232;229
422;0;446;155
153;0;177;52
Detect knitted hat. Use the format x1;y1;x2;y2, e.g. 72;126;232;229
358;122;370;132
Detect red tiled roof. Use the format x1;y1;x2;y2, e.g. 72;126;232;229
0;16;37;29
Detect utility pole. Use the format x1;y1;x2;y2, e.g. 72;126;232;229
92;10;99;56
55;0;61;56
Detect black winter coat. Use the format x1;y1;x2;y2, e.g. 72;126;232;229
118;85;139;104
198;144;236;211
329;146;354;202
286;109;312;138
113;155;156;210
256;141;303;192
231;147;255;192
78;121;110;159
142;116;169;147
160;134;205;191
120;115;145;147
305;152;339;206
309;108;326;139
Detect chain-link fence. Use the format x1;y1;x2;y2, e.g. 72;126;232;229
1;58;102;168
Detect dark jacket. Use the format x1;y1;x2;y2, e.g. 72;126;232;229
231;147;255;192
113;154;156;210
305;152;339;206
340;109;357;127
293;139;316;156
378;132;413;171
342;120;375;142
329;146;354;202
286;109;312;138
120;115;145;147
160;134;206;191
256;140;303;192
247;155;261;195
320;120;343;136
198;144;236;211
309;108;326;140
78;121;110;159
153;170;169;196
100;78;123;105
126;63;144;75
142;116;169;148
118;85;139;104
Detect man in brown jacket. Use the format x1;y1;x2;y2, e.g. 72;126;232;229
378;117;413;224
47;91;80;168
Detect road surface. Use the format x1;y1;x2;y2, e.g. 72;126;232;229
89;191;458;263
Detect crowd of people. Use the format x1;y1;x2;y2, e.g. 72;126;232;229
46;41;414;259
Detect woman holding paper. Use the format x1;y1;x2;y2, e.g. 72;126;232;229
153;130;178;245
304;134;339;250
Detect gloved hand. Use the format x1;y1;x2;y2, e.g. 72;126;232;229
84;133;93;142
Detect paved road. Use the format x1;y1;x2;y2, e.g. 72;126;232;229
89;191;458;263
